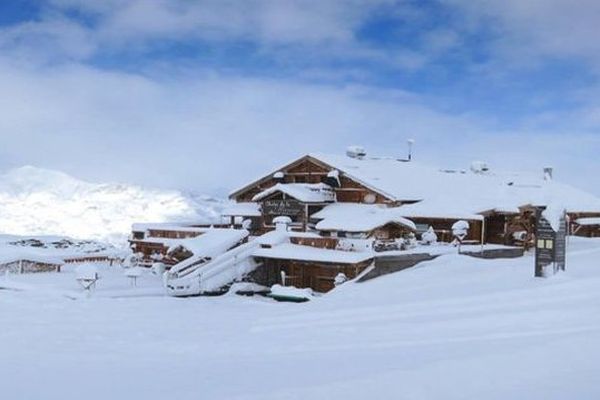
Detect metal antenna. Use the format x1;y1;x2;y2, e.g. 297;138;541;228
407;139;415;161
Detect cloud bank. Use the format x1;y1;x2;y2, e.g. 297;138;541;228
0;0;598;196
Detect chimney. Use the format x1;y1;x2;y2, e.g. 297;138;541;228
407;139;415;161
544;167;553;181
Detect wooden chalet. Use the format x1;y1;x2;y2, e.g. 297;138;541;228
138;149;600;295
228;153;486;243
222;150;600;292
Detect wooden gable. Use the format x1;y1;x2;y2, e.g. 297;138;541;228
230;154;395;204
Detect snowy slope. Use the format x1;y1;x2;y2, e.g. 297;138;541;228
0;238;599;399
0;166;225;245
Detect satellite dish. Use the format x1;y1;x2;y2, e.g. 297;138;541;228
363;193;376;204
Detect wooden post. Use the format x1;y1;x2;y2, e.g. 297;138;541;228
480;218;486;252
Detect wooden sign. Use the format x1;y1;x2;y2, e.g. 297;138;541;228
555;213;567;272
262;199;304;216
534;208;567;277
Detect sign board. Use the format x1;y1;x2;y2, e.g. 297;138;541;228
534;208;567;277
555;214;567;272
262;199;304;217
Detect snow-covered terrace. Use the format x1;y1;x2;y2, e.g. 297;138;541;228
170;229;249;256
575;217;600;226
312;203;417;232
253;243;373;264
131;223;212;233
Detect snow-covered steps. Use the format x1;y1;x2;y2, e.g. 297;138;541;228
164;228;260;296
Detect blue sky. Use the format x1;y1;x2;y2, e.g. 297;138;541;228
0;0;598;195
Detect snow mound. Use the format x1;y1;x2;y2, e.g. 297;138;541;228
0;166;225;245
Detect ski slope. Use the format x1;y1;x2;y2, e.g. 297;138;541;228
1;237;599;399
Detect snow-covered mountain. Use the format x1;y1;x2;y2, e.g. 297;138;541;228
0;166;225;245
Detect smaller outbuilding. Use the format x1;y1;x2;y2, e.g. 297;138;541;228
0;255;63;274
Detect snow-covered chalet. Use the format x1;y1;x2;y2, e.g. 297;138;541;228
130;147;600;295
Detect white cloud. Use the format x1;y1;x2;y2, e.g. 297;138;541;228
0;17;95;62
445;0;600;70
0;58;598;196
47;0;387;46
0;0;598;198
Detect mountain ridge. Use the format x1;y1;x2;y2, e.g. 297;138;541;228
0;166;225;245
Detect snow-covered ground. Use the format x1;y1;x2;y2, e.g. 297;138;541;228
1;237;599;400
0;166;225;245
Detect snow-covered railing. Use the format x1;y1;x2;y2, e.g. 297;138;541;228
165;241;261;295
194;241;260;286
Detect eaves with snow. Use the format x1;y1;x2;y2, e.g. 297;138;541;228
231;152;600;220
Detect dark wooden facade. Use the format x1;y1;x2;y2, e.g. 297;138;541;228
411;217;483;243
252;258;372;293
482;210;536;248
569;212;600;237
231;156;390;205
129;228;205;267
289;236;339;249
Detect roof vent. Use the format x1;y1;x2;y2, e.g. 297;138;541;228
470;161;489;174
346;145;366;159
273;171;285;183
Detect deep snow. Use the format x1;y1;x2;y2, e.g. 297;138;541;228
1;238;599;400
0;166;225;244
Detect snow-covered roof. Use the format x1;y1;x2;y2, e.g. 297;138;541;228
575;218;600;226
168;229;250;275
221;202;261;217
170;229;249;257
0;253;64;265
131;223;209;233
312;203;416;232
231;153;600;221
309;153;600;215
252;183;335;203
253;243;373;264
394;202;485;221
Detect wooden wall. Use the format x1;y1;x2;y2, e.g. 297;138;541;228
233;156;390;205
253;258;372;293
147;229;203;239
290;236;339;249
569;212;600;237
410;217;483;243
484;214;508;244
